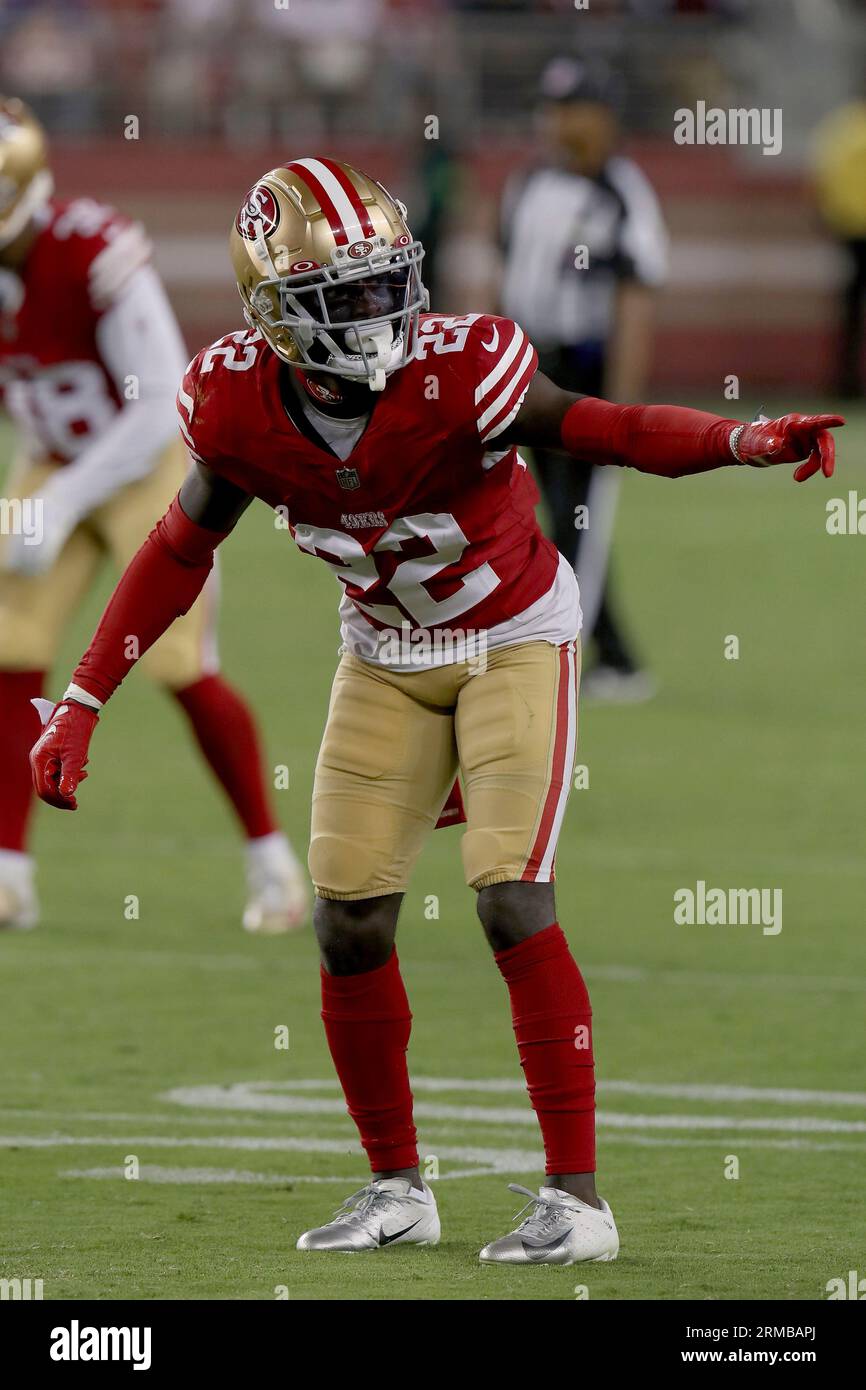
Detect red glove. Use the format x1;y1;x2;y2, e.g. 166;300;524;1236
30;699;99;811
733;413;844;482
561;399;845;481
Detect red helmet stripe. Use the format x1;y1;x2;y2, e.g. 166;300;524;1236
286;159;348;243
286;158;375;245
316;157;376;238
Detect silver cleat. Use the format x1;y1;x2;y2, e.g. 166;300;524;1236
479;1184;619;1266
296;1178;440;1252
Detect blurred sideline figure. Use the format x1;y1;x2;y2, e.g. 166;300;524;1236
500;58;668;702
0;97;308;933
811;97;866;398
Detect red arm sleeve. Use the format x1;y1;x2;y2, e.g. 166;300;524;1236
72;496;229;705
561;397;740;478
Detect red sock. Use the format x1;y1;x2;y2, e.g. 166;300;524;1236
321;951;418;1173
0;669;45;852
172;674;277;840
495;922;596;1175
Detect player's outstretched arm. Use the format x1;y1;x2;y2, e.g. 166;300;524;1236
30;463;253;811
508;372;844;483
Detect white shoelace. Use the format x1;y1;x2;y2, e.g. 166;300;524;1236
327;1183;418;1228
507;1183;574;1239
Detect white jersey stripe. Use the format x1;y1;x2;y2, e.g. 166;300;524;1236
292;158;367;245
177;388;196;448
480;367;535;443
473;323;524;406
476;341;535;434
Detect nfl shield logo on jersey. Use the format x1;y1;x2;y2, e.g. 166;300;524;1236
335;466;361;491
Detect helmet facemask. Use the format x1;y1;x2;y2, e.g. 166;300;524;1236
248;238;427;392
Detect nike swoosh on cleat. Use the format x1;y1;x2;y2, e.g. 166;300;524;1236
521;1231;572;1260
378;1219;423;1247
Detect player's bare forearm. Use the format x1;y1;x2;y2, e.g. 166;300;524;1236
505;372;586;448
508;372;844;483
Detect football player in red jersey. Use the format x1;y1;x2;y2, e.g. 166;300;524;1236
30;156;842;1263
0;97;308;934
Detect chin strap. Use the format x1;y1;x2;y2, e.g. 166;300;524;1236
291;324;396;395
340;323;394;392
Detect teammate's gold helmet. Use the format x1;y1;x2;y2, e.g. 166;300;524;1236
229;156;427;391
0;97;53;250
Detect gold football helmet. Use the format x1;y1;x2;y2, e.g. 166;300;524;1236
229;157;427;391
0;97;53;250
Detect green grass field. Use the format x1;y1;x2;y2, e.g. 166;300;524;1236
1;404;864;1301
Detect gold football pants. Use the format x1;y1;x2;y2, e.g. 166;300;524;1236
309;639;579;899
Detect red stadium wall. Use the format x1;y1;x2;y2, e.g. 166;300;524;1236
51;140;843;395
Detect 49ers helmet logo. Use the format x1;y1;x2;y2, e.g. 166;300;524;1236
347;240;374;260
235;184;280;240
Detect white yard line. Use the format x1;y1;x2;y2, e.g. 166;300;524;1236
2;1074;863;1188
601;1080;866;1106
406;1077;866;1107
0;1128;861;1190
162;1077;866;1118
61;1166;360;1185
4;1103;866;1148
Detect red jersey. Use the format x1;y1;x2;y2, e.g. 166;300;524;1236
0;197;150;461
178;312;579;664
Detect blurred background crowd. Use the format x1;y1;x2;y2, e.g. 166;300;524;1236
1;0;863;147
1;0;865;397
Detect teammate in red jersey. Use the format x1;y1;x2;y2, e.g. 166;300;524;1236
30;155;842;1263
0;97;308;933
